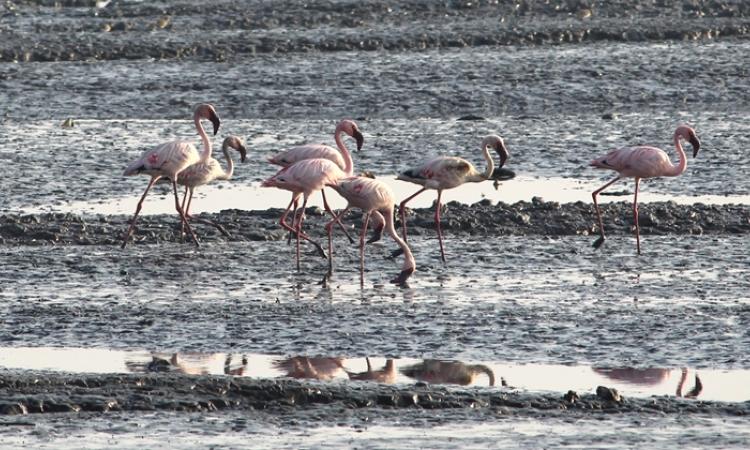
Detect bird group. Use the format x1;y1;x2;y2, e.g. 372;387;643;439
121;103;702;286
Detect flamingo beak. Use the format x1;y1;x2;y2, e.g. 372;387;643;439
689;133;701;158
237;144;247;163
353;129;364;151
495;142;509;168
209;111;221;136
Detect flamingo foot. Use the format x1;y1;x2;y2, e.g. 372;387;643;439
310;241;327;259
592;236;605;249
367;224;384;244
390;267;415;286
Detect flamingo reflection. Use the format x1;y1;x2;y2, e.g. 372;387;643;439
273;356;346;381
125;352;248;376
400;360;495;386
347;358;396;384
593;367;702;399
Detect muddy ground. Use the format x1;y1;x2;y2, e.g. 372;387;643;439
0;199;749;246
1;0;750;448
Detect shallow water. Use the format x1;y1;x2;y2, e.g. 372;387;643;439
0;347;745;402
1;237;748;368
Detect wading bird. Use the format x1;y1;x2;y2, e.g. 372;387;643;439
590;125;701;254
267;121;364;244
397;135;510;262
261;119;363;270
121;103;221;248
325;176;416;286
176;135;247;238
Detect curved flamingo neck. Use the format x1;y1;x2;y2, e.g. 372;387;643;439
220;144;234;180
480;140;495;179
383;205;415;271
668;131;688;177
334;128;354;176
195;113;212;162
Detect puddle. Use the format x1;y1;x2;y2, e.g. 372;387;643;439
15;175;750;217
0;347;745;403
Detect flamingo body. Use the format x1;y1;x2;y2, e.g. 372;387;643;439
397;135;510;262
590;146;679;179
590;124;701;254
175;136;247;237
326;176;416;285
120;103;221;248
262;119;363;270
269;143;345;170
123;141;200;179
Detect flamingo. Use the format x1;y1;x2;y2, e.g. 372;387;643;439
590;124;701;254
176;135;247;238
397;134;510;262
324;176;416;286
261;119;363;270
121;103;221;249
268;122;376;244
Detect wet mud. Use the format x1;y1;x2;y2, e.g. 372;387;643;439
1;371;747;418
2;0;750;448
1;199;748;246
2;0;750;63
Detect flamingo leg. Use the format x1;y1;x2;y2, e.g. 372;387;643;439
121;175;160;249
183;187;231;238
591;176;621;250
294;195;311;271
279;194;326;258
322;189;355;244
173;179;199;247
324;205;352;282
633;177;641;255
359;211;371;287
399;187;427;242
286;198;299;245
434;189;446;263
179;186;190;241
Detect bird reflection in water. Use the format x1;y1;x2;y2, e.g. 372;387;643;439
273;356;346;381
347;358;396;384
400;359;496;386
593;367;703;399
125;353;248;376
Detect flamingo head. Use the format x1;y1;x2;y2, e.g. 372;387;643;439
194;103;221;135
483;134;509;168
222;135;247;162
677;125;700;158
338;119;364;151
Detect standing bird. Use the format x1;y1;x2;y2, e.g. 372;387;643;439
397;135;510;262
325;176;416;286
590;125;701;254
121;103;221;249
261;119;363;270
176;135;247;238
268;122;366;244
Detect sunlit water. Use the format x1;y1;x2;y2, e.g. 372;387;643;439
0;347;743;402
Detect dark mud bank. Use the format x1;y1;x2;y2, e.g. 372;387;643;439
1;371;747;418
2;0;750;62
1;200;748;246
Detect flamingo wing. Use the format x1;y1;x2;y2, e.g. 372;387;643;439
269;144;345;169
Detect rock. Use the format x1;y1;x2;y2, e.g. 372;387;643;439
596;386;622;403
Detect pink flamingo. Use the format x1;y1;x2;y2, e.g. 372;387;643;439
590;125;701;254
261;119;363;270
121;103;221;249
268;122;375;244
325;176;416;286
397;135;509;262
176;135;247;238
